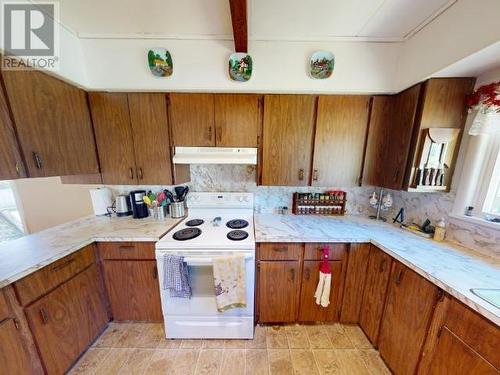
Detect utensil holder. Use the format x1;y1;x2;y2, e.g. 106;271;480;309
170;202;185;218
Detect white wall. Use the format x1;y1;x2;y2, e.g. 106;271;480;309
12;177;98;233
81;38;399;93
396;0;500;90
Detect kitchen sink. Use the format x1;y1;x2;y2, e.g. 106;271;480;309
470;288;500;309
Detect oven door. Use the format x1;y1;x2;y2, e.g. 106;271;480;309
156;250;255;318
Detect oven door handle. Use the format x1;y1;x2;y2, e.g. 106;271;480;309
183;255;254;265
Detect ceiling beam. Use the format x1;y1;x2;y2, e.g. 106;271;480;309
228;0;247;53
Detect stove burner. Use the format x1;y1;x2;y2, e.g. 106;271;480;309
185;219;204;227
173;228;202;241
227;230;248;241
226;219;249;229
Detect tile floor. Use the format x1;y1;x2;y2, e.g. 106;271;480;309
69;322;391;374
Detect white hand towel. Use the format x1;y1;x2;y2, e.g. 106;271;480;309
314;271;331;307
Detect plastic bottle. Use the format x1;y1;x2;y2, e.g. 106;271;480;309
434;218;446;242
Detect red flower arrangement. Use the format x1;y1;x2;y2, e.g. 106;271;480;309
466;81;500;112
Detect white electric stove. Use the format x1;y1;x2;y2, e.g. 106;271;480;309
155;192;255;339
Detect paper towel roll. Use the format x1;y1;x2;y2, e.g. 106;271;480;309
89;188;113;216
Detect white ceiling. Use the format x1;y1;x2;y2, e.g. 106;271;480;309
53;0;456;42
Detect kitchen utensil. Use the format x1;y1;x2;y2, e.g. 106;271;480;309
164;189;175;203
143;196;152;207
115;195;132;217
170;201;185;218
129;190;149;219
174;186;185;201
179;186;189;201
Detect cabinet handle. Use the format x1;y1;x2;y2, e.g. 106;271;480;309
129;168;134;180
13;318;20;330
15;162;21;176
304;268;310;281
153;266;158;280
138;167;143;180
290;268;295;282
273;247;288;253
51;258;75;272
40;309;49;324
395;269;404;285
217;126;222;143
379;259;387;273
118;245;135;250
298;169;304;181
207;126;213;141
313;169;318;181
33;152;43;169
436;289;445;302
393;170;400;182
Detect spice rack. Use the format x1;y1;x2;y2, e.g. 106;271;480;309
292;191;346;216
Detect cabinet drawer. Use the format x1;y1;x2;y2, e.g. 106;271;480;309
444;298;500;369
98;242;156;260
304;243;347;260
0;289;9;321
14;245;95;306
258;243;302;261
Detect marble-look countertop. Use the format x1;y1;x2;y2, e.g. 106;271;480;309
255;214;500;326
0;215;182;288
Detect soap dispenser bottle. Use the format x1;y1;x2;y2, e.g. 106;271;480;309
434;218;446;242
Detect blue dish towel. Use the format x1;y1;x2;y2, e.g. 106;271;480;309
163;254;191;298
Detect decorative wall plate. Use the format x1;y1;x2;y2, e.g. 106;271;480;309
148;48;173;77
228;53;252;82
310;51;334;79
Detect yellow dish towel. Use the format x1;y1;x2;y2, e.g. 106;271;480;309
213;254;247;312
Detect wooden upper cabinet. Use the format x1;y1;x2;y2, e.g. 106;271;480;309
169;93;215;146
313;96;370;187
214;94;260;147
359;245;393;346
258;261;300;323
261;95;316;186
363;96;392;187
378;261;439;375
0;74;26;180
89;92;137;184
384;84;421;190
128;93;174;184
2;70;99;177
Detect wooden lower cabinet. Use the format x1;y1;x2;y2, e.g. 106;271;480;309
258;261;300;323
359;245;393;346
102;260;162;322
0;318;33;374
340;243;370;322
25;264;107;375
427;327;497;374
298;260;343;321
378;261;440;375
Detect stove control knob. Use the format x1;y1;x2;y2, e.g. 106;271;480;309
238;196;244;202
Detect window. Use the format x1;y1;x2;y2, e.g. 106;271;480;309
0;181;25;243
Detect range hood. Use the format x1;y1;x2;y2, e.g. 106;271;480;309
172;147;257;165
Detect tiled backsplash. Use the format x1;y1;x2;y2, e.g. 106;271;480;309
109;164;498;257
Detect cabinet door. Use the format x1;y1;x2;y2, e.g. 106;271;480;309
298;261;343;322
312;96;370;186
0;318;33;375
2;70;99;177
128;93;173;184
384;84;421;190
25;274;84;375
0;74;26;179
428;327;497;375
103;260;162;322
169;93;215;146
258;261;300;323
363;96;392;187
261;95;316;186
378;261;439;375
89;92;138;184
359;246;393;345
340;243;370;323
214;94;260;147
